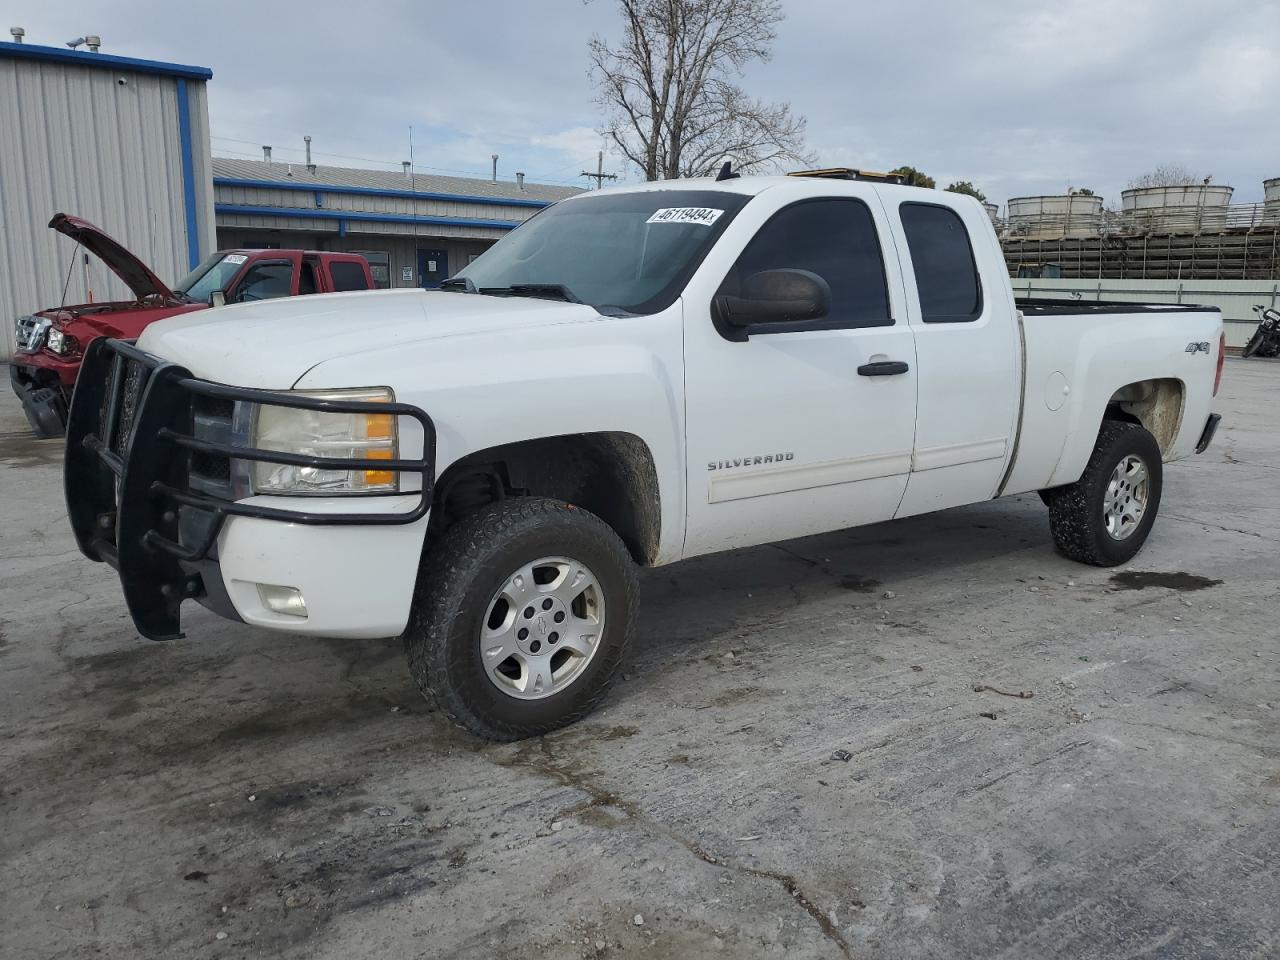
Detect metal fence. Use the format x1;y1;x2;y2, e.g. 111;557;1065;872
1001;202;1278;239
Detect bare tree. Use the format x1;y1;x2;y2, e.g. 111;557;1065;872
589;0;813;180
1127;164;1210;189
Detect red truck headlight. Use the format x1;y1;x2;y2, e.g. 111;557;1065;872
46;328;80;356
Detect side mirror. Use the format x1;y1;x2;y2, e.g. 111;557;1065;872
714;269;831;338
210;290;227;308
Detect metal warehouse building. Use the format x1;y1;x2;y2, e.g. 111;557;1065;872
212;158;580;289
0;42;216;359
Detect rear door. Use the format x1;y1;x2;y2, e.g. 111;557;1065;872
682;186;918;557
882;196;1020;517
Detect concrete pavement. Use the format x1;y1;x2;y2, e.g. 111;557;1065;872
1;360;1276;959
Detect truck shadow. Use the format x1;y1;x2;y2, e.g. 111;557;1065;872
635;493;1054;656
34;493;1053;767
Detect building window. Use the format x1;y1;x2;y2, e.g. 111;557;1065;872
353;250;391;289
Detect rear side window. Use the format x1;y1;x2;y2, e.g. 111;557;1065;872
900;203;983;323
330;261;370;292
722;198;891;331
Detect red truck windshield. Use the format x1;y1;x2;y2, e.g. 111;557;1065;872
175;253;250;302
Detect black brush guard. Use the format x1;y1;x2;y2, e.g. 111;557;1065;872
65;338;436;641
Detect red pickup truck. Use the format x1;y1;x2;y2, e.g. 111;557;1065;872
10;214;375;436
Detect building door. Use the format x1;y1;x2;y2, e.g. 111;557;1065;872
417;248;449;288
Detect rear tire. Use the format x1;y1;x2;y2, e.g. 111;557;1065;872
402;497;637;741
1046;421;1162;567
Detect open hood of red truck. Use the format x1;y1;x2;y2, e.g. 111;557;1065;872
48;213;180;303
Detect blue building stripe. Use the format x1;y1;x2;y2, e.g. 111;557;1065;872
214;203;521;232
175;79;201;269
213;176;552;210
0;41;212;80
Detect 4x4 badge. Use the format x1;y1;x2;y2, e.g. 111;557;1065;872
1185;341;1211;354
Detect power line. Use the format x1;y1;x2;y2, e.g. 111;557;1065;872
580;150;617;190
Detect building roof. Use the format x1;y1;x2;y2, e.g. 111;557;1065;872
212;157;581;206
0;41;212;80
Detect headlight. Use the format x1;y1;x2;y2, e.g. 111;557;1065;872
250;387;399;495
46;328;78;355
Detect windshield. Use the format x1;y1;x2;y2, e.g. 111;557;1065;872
453;189;750;314
174;252;249;301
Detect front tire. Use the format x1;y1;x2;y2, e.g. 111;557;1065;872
1241;326;1265;359
403;498;638;741
1046;421;1163;567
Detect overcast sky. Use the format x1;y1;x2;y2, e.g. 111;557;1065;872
9;0;1280;207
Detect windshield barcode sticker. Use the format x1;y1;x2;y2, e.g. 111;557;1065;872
646;207;724;226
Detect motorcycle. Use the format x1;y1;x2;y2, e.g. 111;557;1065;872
1241;304;1280;359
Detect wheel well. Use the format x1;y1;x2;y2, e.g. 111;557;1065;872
1104;378;1184;456
430;432;661;565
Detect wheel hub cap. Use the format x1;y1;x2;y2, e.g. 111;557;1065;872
1103;454;1150;541
479;556;605;700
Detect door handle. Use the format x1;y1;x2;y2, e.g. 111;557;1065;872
857;360;910;377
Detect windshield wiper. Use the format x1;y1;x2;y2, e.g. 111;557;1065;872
439;276;477;293
479;283;582;304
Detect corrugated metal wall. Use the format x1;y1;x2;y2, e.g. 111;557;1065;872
1013;278;1280;349
213;182;533;226
0;56;214;359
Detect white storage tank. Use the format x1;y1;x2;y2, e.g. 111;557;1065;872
1264;177;1280;224
982;202;999;225
1120;184;1233;233
1005;194;1103;239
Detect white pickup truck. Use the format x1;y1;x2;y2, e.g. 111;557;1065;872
64;169;1224;740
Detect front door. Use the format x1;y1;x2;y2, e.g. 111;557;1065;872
417;248;449;288
682;191;918;558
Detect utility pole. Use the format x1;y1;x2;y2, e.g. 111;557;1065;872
580;151;617;190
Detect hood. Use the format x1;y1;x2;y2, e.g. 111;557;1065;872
136;288;603;388
49;213;177;302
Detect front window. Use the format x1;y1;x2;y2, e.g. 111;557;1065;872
453;189;750;314
175;253;250;302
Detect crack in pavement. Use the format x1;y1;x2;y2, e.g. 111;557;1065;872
1163;512;1279;543
496;736;854;958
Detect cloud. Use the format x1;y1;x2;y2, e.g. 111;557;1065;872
10;0;1279;202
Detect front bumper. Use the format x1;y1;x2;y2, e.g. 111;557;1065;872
65;337;437;641
10;362;70;437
